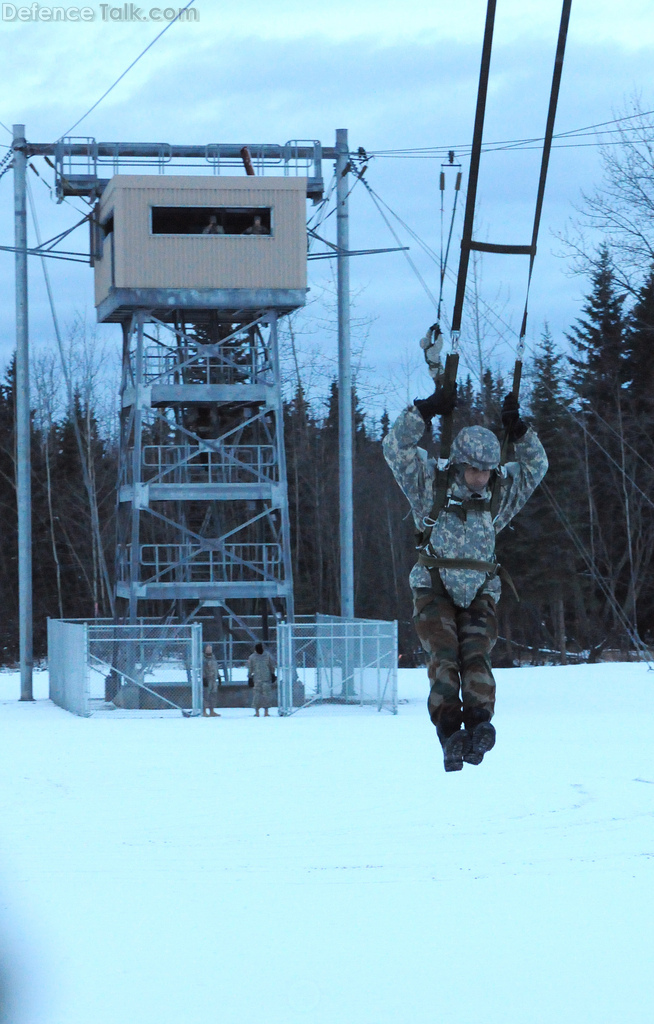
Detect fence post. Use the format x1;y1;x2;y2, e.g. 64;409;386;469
191;623;202;715
83;621;90;717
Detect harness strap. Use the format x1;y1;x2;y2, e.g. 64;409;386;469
417;552;520;602
417;495;492;546
443;496;491;522
417;349;459;550
417;553;498;573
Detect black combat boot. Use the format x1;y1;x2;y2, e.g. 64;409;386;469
463;721;496;765
442;729;472;772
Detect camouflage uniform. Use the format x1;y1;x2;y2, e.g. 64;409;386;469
383;406;548;743
248;649;277;710
203;647;221;715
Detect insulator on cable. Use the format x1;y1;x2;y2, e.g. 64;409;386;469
448;150;454;164
455;172;462;191
439;172;445;191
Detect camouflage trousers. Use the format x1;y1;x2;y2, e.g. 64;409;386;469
413;587;498;745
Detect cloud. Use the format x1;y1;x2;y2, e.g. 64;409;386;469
0;25;651;401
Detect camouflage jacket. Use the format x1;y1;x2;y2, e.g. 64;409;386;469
203;652;219;689
383;406;548;608
247;650;276;686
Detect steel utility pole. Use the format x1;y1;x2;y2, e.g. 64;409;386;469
336;128;354;619
13;124;33;700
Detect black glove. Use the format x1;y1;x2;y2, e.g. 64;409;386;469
501;392;528;442
414;382;457;424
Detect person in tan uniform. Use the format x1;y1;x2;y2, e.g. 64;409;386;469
203;644;221;717
243;214;268;235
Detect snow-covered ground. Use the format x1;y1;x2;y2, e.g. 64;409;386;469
0;662;653;1024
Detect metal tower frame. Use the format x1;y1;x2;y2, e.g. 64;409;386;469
13;130;357;694
115;309;294;643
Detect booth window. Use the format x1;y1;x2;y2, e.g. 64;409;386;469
151;207;272;236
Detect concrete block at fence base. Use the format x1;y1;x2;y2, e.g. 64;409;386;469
213;685;278;709
112;683;141;709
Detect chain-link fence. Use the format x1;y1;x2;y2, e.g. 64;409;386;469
48;621;88;717
277;617;398;715
48;620;203;717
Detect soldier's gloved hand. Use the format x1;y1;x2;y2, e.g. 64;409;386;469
419;323;443;381
414;382;457;424
501;392;528;441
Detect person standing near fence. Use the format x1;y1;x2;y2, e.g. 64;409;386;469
248;642;276;717
203;644;221;717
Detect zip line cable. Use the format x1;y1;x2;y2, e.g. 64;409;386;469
371;137;654;157
0;244;88;263
360;177;515;381
317;170;363;227
307;172;337;231
29;212;92;252
26;179;116;617
56;0;197;141
358;174;439;311
438;156;462;321
368;107;654;159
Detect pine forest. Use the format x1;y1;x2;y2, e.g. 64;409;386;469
0;236;652;667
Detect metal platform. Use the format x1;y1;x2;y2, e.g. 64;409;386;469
97;287;307;324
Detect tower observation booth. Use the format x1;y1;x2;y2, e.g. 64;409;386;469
93;174;307;671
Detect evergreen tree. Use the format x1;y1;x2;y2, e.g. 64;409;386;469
568;244;627;412
566;247;645;645
624;264;654;424
498;330;587;661
621;266;654;636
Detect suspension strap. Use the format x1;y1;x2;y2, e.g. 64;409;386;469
518;0;572;344
438;151;462;322
415;349;459;550
432;349;459;503
490;1;571;522
452;0;571;343
451;0;497;337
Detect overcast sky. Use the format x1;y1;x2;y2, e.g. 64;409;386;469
0;0;652;418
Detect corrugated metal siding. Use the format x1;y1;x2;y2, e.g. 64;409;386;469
96;176;306;298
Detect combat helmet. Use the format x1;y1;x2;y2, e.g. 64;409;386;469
450;425;500;471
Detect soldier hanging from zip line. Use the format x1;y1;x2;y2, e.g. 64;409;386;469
383;325;548;772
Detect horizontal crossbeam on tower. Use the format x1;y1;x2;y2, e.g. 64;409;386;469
27;138;334;203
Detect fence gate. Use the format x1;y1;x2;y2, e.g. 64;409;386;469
277;616;398;715
48;620;203;717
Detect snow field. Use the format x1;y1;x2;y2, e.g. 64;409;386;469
0;663;652;1023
